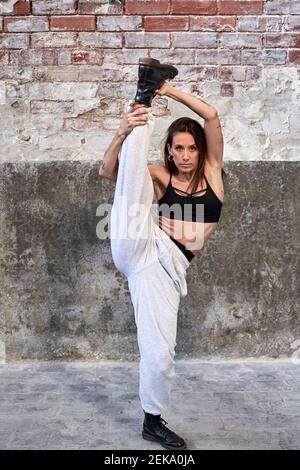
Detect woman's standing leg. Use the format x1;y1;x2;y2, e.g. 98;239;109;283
127;260;181;415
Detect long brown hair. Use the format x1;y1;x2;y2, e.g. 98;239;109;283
161;117;226;194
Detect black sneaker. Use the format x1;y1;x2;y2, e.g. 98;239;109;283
142;412;187;450
132;57;178;107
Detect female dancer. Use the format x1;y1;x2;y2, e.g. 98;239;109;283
99;60;224;450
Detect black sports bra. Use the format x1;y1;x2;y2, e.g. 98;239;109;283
157;173;223;223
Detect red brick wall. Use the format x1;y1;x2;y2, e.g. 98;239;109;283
0;0;299;99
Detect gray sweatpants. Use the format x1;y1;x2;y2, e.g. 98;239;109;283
110;100;191;415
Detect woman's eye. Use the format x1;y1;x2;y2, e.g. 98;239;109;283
175;147;196;150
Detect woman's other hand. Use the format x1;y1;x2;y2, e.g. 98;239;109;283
155;81;173;97
117;106;149;138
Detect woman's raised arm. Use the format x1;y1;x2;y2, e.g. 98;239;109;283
156;83;223;168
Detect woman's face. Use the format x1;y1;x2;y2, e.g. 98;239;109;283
168;132;199;174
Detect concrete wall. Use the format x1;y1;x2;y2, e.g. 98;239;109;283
0;161;299;360
0;1;299;360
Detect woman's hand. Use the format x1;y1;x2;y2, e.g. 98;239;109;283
117;105;150;138
155;81;173;97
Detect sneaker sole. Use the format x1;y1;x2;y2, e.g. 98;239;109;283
142;431;187;450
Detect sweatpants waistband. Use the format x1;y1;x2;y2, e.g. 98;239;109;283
169;236;195;262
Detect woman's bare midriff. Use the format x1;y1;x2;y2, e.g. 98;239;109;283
151;161;224;255
158;215;217;255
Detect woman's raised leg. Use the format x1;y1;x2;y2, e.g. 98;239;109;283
110;101;157;277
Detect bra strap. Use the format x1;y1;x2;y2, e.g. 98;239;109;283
203;174;209;187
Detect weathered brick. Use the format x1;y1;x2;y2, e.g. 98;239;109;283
237;16;282;32
218;65;246;81
220;83;234;97
4;16;49;32
39;132;83;152
265;16;284;31
0;65;33;81
10;49;43;65
232;65;247;81
29;83;99;103
78;66;122;82
285;16;300;32
57;49;71;65
245;66;262;80
125;0;169;15
191;16;236;32
79;32;122;48
122;64;139;82
79;0;123;15
220;33;262;48
33;66;79;81
97;15;142;31
31;32;77;48
101;49;124;65
241;49;287;64
64;116;102;131
32;0;77;15
71;49;103;65
265;34;300;48
0;1;30;15
0;51;9;64
147;49;195;64
145;16;188;31
196;49;241;64
172;0;217;14
74;97;103;116
171;32;217;48
174;65;218;81
265;0;300;15
218;66;233;80
51;16;95;31
0;0;30;15
125;32;170;48
122;49;148;64
13;0;31;15
10;49;59;65
0;32;29;48
97;98;124;115
219;1;263;15
288;50;300;63
42;49;59;65
102;116;125;131
30;100;74;114
97;82;136;99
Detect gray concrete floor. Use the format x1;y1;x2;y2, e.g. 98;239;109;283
0;360;299;450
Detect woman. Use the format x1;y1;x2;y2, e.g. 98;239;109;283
99;70;224;450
